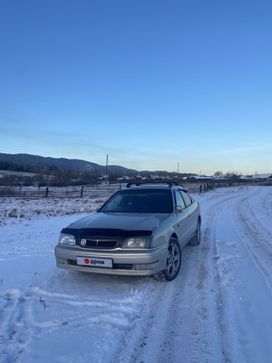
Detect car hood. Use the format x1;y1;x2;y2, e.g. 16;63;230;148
65;212;169;233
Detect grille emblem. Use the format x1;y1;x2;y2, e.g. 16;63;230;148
80;239;87;247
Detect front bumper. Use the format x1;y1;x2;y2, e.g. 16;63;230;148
54;244;167;276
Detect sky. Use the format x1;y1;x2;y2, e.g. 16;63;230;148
0;0;271;174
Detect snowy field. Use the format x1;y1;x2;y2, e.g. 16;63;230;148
0;196;107;226
0;186;272;363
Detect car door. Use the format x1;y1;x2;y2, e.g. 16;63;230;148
174;190;191;247
180;190;198;240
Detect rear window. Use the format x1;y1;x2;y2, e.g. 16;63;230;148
100;189;173;213
180;190;192;207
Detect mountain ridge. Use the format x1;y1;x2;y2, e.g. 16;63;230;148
0;152;138;175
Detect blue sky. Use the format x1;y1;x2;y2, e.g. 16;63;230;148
0;0;271;174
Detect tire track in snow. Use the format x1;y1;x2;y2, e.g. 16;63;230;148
112;277;178;363
166;187;256;363
241;195;272;254
213;186;272;363
233;187;272;293
188;189;249;363
114;188;250;363
0;289;34;363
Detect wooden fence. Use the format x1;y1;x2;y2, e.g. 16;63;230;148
0;180;250;199
0;184;121;199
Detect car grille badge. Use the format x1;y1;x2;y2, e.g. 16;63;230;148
80;239;87;247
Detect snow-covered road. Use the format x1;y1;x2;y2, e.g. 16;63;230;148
0;186;272;363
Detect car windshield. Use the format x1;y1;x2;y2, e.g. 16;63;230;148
100;189;173;213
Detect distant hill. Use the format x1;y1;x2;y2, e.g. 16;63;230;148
0;152;197;187
0;152;197;180
0;153;137;175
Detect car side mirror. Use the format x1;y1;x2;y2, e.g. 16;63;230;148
175;205;183;213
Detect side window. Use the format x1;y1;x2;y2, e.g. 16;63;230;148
180;191;192;208
175;191;186;210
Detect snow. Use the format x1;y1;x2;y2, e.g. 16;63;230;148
0;196;107;226
1;186;272;362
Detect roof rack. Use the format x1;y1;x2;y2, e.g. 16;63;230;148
126;180;180;188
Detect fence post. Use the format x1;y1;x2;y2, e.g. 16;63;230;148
199;184;202;193
80;186;84;198
45;187;49;198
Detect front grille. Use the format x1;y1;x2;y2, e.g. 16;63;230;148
80;238;119;249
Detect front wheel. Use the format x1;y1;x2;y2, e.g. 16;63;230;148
153;238;182;281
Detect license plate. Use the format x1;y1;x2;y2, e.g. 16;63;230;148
77;256;113;268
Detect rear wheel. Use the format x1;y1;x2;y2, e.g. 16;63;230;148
153;237;182;281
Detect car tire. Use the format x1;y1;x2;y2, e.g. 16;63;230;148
153;237;182;281
188;220;201;246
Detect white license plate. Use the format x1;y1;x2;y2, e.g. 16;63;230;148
77;256;113;268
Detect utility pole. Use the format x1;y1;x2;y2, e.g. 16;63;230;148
105;154;109;185
177;162;180;173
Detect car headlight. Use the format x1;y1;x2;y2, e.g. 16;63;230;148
122;236;153;248
58;233;76;246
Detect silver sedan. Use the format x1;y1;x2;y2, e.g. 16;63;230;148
54;182;201;281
